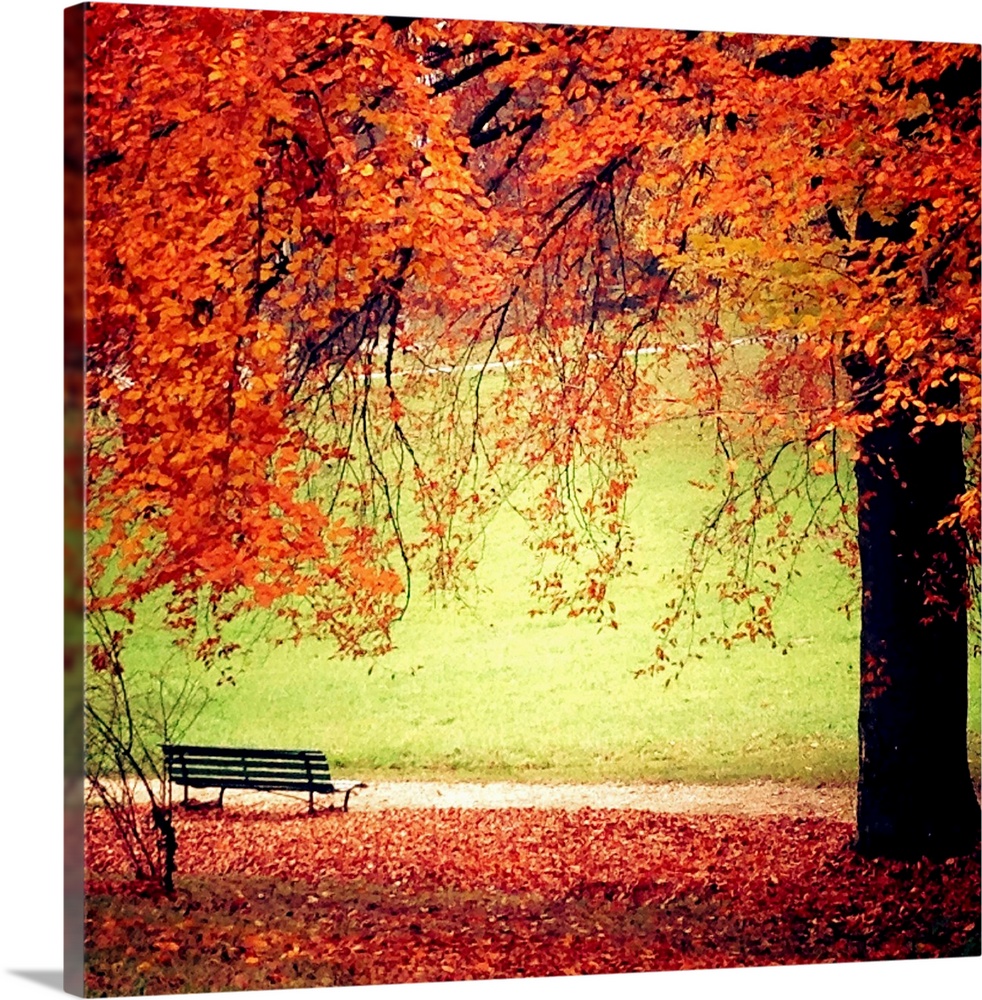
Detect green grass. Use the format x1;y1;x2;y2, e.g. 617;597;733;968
109;351;982;789
117;411;912;787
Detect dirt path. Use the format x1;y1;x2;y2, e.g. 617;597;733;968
349;780;855;820
152;779;856;822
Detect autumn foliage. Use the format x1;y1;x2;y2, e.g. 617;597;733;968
83;7;979;667
67;10;982;997
84;804;979;992
79;0;980;872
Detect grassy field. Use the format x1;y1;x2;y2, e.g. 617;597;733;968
111;388;982;788
105;343;982;788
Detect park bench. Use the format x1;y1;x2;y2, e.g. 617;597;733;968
162;744;367;813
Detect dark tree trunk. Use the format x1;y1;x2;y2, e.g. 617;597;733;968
853;404;980;859
152;803;177;895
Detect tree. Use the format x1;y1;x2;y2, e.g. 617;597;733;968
85;650;209;894
81;6;980;859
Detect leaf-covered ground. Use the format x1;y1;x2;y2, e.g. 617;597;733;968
84;806;980;996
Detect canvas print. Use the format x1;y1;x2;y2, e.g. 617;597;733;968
66;2;981;996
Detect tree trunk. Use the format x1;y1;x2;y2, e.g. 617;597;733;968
853;407;980;859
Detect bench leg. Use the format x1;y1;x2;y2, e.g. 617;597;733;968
218;787;225;809
343;788;353;812
308;790;315;815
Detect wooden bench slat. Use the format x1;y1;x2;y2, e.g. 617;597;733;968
180;777;335;791
175;777;364;791
170;759;331;775
177;768;332;784
164;745;326;761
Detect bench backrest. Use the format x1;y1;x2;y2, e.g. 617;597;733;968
162;744;334;792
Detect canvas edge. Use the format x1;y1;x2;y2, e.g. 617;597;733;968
65;3;87;996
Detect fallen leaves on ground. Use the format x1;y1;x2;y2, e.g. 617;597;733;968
84;806;980;995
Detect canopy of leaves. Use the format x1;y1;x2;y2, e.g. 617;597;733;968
84;6;980;668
